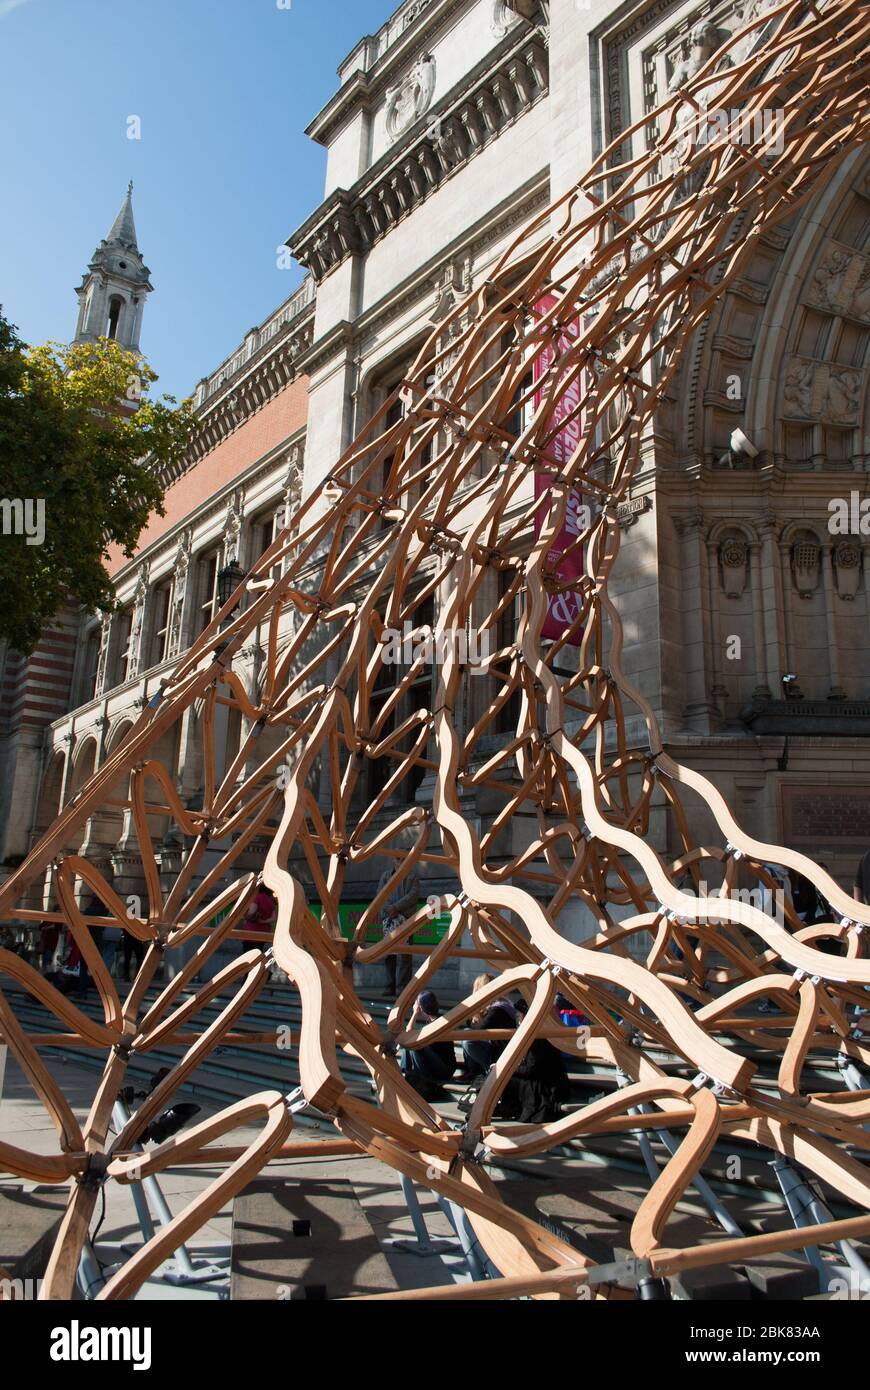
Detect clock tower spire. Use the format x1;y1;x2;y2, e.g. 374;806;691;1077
73;182;152;352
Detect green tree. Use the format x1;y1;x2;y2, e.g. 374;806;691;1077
0;310;197;654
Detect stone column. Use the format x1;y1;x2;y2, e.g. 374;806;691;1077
821;541;845;697
778;534;796;680
705;534;727;722
749;541;772;697
676;512;719;732
758;517;786;687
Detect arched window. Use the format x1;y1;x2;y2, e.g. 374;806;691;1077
80;628;101;704
107;295;124;340
151;580;174;667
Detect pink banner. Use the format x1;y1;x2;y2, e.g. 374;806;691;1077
532;294;584;644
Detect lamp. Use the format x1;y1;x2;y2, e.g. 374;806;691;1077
216;556;246;607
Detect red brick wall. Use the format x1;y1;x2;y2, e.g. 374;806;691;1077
106;375;309;576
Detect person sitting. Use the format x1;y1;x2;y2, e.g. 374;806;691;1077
240;883;278;953
494;997;570;1123
555;991;588;1028
401;990;457;1100
40;920;61;975
459;973;520;1082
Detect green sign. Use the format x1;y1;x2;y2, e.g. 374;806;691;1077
309;901;451;945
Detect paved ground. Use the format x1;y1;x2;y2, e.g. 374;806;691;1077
0;1050;469;1300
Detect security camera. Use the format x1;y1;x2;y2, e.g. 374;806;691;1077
717;428;760;468
730;428;759;459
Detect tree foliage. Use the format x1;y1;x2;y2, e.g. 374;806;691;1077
0;310;197;654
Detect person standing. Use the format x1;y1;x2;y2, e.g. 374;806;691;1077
376;859;420;998
853;850;870;905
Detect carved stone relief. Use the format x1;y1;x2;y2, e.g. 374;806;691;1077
402;0;432;27
167;527;193;661
808;242;870;322
791;532;821;598
783;358;863;422
386;54;436;140
666;21;731;96
492;0;522;37
430;258;471;324
222;489;245;563
833;539;862;600
125;562;150;683
718;535;749;598
94;612;113;698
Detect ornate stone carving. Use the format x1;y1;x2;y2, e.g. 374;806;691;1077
430;258;470;323
733;0;784;62
666;21;731;95
222;488;245;562
809;245;855;312
852;258;870;321
718;535;749;597
125;561;150;683
277;447;303;538
826;367;862;423
808;242;870;323
492;0;522;37
783;358;864;422
167;527;192;661
402;0;432;26
790;533;821;597
94;612;113;698
833;539;862;600
386;54;436;140
783;359;815;416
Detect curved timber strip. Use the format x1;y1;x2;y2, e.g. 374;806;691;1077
0;0;868;1300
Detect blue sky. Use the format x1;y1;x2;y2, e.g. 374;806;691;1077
0;0;398;400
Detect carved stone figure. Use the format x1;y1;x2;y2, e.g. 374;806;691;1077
783;359;815;416
734;0;783;61
403;0;432;26
809;247;853;312
125;563;150;683
94;611;113;698
850;258;870;320
667;22;731;95
222;488;245;563
167;527;192;660
825;367;862;423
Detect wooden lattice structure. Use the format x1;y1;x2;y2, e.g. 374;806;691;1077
2;0;870;1301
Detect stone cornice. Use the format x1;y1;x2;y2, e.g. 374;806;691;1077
157;307;314;486
296;171;549;379
112;430;306;594
308;0;487;148
288;27;549;283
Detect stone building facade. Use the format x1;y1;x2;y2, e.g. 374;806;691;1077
4;0;869;985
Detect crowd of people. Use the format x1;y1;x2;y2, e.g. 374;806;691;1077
0;877;281;997
399;977;589;1122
